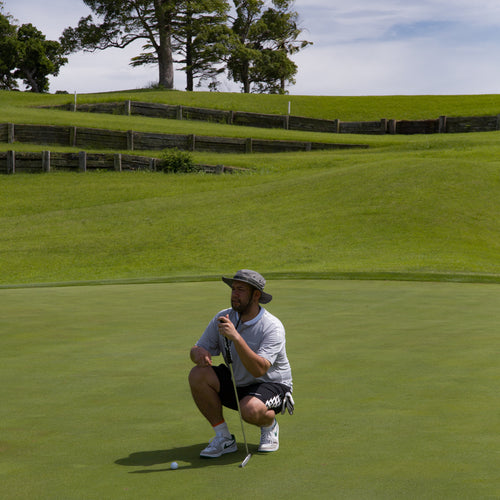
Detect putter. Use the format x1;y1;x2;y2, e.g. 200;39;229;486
223;333;252;468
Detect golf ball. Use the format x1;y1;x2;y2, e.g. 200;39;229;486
170;461;178;470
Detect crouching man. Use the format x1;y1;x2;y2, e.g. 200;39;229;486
189;269;294;458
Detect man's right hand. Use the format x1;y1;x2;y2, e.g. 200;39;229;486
190;345;212;367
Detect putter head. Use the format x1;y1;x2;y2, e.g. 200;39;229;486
239;453;252;468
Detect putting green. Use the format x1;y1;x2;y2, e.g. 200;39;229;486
1;280;499;499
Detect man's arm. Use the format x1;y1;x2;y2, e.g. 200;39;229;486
232;335;271;377
218;315;271;378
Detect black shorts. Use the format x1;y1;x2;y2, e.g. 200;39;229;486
212;364;291;415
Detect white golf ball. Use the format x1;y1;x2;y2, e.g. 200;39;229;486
170;461;178;470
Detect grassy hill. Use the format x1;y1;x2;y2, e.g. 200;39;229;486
0;90;499;286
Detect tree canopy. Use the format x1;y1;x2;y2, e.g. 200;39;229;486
0;5;67;93
228;0;310;93
60;0;310;93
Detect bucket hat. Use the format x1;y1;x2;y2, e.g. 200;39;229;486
222;269;272;304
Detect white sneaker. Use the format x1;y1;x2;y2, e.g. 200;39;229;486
200;434;237;458
258;420;279;452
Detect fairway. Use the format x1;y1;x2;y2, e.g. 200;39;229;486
1;279;499;499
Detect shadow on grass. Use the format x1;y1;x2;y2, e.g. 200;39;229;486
115;442;258;472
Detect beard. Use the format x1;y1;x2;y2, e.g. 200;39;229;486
231;296;252;315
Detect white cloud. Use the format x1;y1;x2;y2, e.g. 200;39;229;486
292;0;500;95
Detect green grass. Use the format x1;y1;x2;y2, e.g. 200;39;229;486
1;89;500;286
2;90;500;498
59;90;500;121
1;280;500;499
1;142;499;285
4;89;500;121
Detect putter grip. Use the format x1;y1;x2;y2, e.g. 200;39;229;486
224;337;233;364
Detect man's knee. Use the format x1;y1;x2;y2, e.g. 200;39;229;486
189;365;217;389
240;396;268;423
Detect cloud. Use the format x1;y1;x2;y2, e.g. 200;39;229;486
292;0;500;95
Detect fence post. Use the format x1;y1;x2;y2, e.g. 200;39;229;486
496;115;500;130
7;150;15;174
7;123;14;143
439;116;447;133
114;153;122;171
177;105;183;120
188;134;196;151
228;110;234;125
127;130;134;150
283;115;290;130
245;138;253;153
126;100;131;116
333;119;340;134
388;120;397;135
380;119;388;134
70;126;77;147
79;151;87;172
42;151;51;172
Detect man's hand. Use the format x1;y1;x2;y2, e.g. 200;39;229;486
190;345;212;367
217;314;240;342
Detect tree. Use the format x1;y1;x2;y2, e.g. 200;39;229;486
171;0;231;91
227;0;311;93
61;1;176;89
60;0;310;93
61;0;188;89
128;0;231;91
0;11;18;90
14;24;68;93
0;4;67;92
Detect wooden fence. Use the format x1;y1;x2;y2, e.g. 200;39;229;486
47;100;500;135
0;150;243;174
0;123;367;154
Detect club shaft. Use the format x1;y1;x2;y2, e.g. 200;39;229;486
227;361;250;457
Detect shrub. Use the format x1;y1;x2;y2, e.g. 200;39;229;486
159;148;196;173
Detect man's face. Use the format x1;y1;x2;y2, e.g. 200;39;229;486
231;280;255;313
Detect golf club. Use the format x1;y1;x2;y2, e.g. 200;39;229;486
222;326;252;468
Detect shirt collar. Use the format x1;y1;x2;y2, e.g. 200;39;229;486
241;307;265;327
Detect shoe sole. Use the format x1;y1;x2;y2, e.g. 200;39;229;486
257;444;279;452
200;444;238;458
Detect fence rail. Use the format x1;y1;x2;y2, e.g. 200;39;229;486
46;101;500;135
0;123;367;154
0;150;246;175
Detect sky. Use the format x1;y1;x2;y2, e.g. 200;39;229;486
5;0;500;96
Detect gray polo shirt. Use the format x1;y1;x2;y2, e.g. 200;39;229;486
196;307;293;390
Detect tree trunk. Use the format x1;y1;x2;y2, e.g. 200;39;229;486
154;0;174;89
185;20;194;91
157;34;174;89
242;62;250;93
22;69;40;93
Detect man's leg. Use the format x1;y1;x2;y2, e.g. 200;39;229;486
240;396;275;427
188;365;223;426
188;365;237;458
239;386;287;453
240;396;280;452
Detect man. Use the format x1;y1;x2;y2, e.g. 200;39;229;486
189;269;294;458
